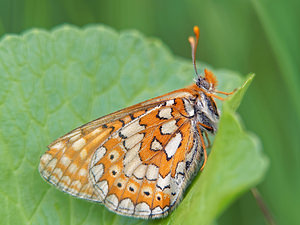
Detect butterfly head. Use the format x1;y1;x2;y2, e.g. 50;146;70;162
195;69;218;92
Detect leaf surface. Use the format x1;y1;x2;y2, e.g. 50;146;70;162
0;25;267;225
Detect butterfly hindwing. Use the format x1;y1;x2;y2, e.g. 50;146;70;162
89;98;204;218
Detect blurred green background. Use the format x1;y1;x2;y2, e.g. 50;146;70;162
0;0;298;224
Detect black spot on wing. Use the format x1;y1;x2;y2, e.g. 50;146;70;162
129;114;135;120
119;119;125;126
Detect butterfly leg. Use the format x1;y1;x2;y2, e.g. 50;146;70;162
208;88;237;101
215;89;236;96
204;131;211;149
197;123;213;149
196;124;207;171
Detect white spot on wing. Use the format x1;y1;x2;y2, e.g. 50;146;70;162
47;158;58;171
165;133;182;159
106;194;119;209
166;99;175;106
120;120;145;138
157;173;171;190
150;138;162;151
60;176;71;186
124;155;142;177
52;168;63;179
51;142;64;150
176;161;185;174
91;128;102;136
96;180;108;198
118;198;135;214
133;164;147;179
70;180;82;190
72;138;86;151
183;98;195;117
161;120;178;135
68;164;78;174
69;133;81;142
92;146;106;165
90;164;104;182
40;154;52;166
78;168;87;177
135;202;151;216
124;133;144;149
124;143;141;165
60;156;71;167
80;148;87;159
170;188;179;206
146;164;159;180
152;206;163;215
158;108;172;119
48;173;60;184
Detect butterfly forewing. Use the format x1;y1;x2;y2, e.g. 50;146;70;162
39;88;205;218
39;124;116;201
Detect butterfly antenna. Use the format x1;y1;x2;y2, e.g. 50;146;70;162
188;26;200;76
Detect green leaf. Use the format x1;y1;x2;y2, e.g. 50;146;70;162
224;74;254;112
0;25;268;225
168;74;269;225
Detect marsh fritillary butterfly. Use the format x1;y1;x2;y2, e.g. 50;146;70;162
39;26;234;218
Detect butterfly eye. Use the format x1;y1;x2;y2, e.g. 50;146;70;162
196;77;210;90
202;80;210;90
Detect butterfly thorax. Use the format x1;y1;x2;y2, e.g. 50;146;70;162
183;88;219;136
194;91;219;134
189;74;220;134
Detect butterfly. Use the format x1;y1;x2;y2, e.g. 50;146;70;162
39;26;234;219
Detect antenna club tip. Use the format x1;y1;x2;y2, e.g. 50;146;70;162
193;26;200;38
188;36;194;44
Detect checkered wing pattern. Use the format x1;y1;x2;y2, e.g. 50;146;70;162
39;90;205;218
89;98;204;218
